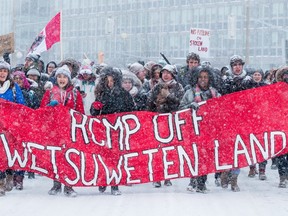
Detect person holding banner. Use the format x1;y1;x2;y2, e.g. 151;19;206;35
219;55;251;192
0;61;25;196
74;65;98;115
179;65;221;193
147;64;184;188
12;71;40;188
274;66;288;188
245;68;268;180
221;55;251;95
90;66;135;195
41;64;84;197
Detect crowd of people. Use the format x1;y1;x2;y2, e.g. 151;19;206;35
0;51;287;197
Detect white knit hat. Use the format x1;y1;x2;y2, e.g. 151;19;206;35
128;62;145;75
55;65;71;81
27;68;41;77
0;61;10;71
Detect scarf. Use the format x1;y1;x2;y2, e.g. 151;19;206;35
0;80;11;94
194;84;217;102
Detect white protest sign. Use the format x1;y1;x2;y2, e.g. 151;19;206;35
189;28;210;58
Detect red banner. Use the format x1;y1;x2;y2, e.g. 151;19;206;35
0;83;288;186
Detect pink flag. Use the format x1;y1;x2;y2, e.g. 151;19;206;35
28;12;61;54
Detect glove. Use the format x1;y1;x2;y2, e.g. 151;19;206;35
243;76;252;81
47;100;59;107
189;102;200;110
92;101;104;110
44;81;53;90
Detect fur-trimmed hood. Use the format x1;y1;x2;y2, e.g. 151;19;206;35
190;65;216;87
121;69;142;95
275;66;288;82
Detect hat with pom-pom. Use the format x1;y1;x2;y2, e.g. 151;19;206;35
55;65;71;81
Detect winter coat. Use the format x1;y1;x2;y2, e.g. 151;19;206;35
147;79;184;113
90;67;135;116
179;85;221;110
29;80;46;102
0;81;25;180
177;65;199;90
0;81;25;105
220;69;251;95
41;85;84;113
177;65;189;88
21;88;40;109
245;80;267;89
90;87;135;116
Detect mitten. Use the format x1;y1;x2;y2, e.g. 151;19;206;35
92;101;104;110
189;102;200;110
47;100;59;107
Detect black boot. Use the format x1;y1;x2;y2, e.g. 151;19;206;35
99;186;107;193
64;186;77;197
28;172;35;179
48;180;62;195
111;186;121;195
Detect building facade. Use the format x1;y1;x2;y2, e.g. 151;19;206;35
0;0;288;70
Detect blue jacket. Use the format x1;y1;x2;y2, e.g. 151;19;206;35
0;83;25;105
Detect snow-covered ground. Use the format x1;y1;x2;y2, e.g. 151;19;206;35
2;159;288;216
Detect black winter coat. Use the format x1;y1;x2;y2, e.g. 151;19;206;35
147;80;184;113
220;71;251;95
90;87;135;116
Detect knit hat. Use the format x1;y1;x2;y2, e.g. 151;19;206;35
26;53;41;62
0;60;10;71
144;61;157;72
230;55;245;67
128;62;145;75
55;65;71;81
251;68;264;78
27;68;41;77
160;64;177;79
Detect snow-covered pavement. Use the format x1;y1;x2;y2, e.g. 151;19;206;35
2;160;288;216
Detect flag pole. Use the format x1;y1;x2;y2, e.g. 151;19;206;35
60;10;63;61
